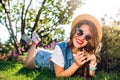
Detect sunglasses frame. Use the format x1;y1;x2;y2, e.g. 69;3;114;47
76;28;92;41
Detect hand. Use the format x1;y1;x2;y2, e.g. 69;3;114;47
86;53;97;64
74;50;88;67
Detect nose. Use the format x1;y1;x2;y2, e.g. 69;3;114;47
79;35;86;40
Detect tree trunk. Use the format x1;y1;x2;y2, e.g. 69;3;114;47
0;0;21;54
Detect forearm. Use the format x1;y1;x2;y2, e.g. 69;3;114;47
89;61;97;77
56;62;79;77
89;70;95;77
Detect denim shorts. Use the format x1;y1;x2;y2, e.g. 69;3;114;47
34;48;52;68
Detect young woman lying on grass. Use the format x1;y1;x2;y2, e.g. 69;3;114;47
23;14;102;78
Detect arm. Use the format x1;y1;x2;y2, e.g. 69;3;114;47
54;62;79;77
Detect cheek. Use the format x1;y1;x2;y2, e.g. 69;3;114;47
83;42;88;46
81;41;88;46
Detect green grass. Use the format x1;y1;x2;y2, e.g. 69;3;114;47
0;61;119;80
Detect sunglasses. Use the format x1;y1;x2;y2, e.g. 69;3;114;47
76;28;92;41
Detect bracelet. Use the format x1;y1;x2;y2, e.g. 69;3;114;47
89;63;97;70
89;67;97;70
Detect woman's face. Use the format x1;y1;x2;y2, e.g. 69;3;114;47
72;24;92;49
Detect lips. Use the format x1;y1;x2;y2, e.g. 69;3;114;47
76;39;83;44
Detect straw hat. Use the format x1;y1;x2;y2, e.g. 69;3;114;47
71;14;102;42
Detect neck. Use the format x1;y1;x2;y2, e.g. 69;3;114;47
72;48;79;54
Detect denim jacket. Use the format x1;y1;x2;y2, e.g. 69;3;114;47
50;41;75;72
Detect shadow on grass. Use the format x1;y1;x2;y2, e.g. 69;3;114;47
15;65;56;80
33;68;56;80
0;61;21;71
15;65;74;80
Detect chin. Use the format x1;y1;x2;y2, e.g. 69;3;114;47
74;44;82;49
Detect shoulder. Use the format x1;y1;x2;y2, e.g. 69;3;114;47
56;41;68;47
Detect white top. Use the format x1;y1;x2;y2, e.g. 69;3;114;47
51;45;64;67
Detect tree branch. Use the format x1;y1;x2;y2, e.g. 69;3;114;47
21;0;25;35
24;0;32;19
32;0;46;33
21;0;32;35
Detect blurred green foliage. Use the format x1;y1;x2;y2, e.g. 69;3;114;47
98;26;120;72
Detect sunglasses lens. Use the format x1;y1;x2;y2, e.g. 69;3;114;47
77;29;83;36
85;35;91;41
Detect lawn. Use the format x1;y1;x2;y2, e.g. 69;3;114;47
0;61;119;80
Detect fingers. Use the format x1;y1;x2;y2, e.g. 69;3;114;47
75;51;89;66
77;53;86;61
75;49;97;67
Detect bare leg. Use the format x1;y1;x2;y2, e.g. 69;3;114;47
22;31;40;69
24;42;37;69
